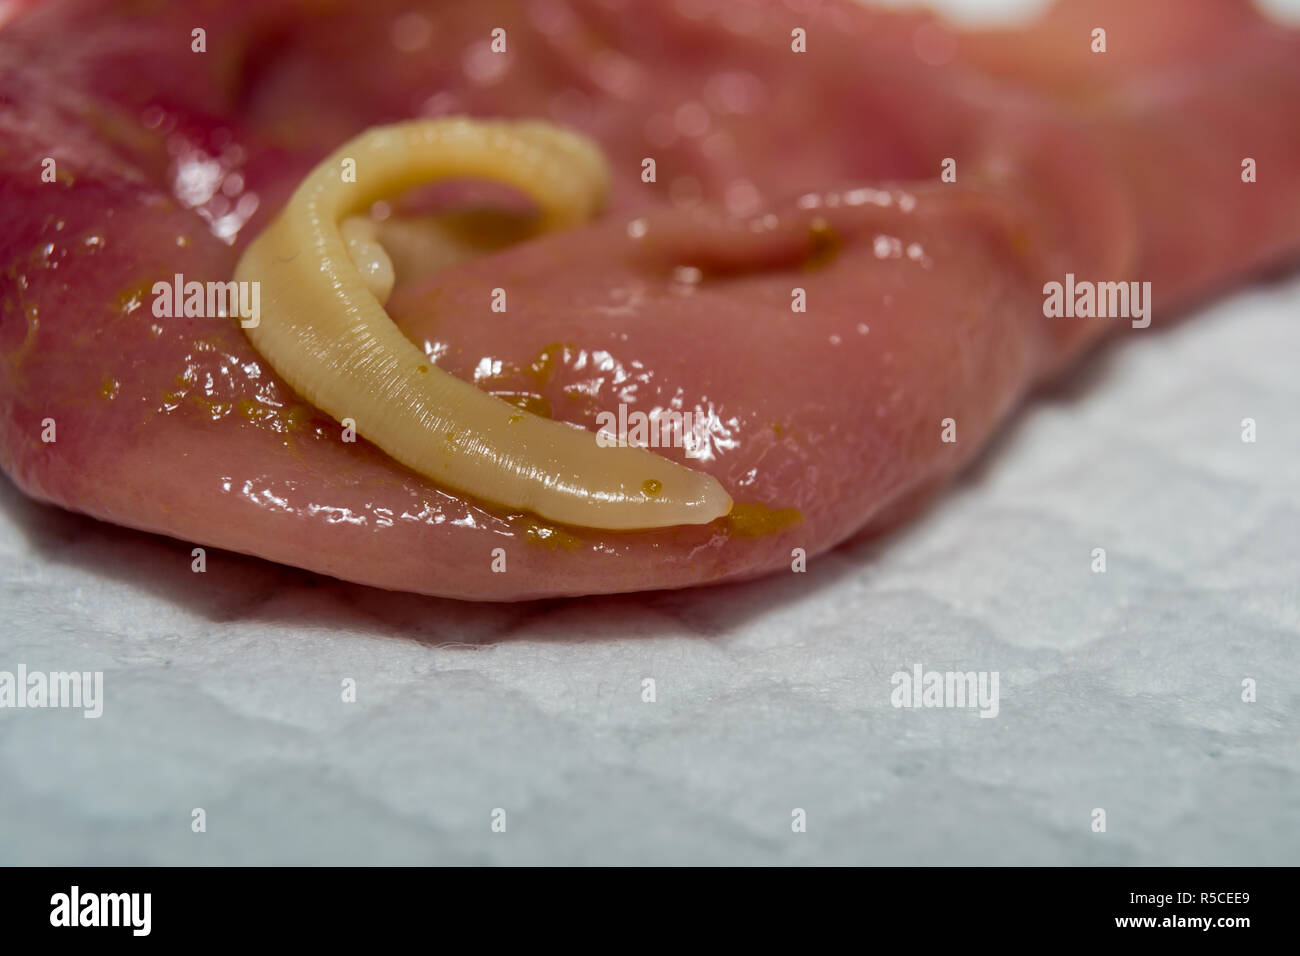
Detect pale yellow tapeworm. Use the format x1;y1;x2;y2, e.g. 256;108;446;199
234;118;732;530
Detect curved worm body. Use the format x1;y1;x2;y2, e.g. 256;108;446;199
233;119;732;530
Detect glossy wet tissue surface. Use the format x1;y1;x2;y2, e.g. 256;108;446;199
2;0;1299;864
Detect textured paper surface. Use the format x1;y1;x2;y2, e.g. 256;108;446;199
3;274;1297;865
2;0;1299;866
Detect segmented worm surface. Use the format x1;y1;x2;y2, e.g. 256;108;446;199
233;119;733;531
